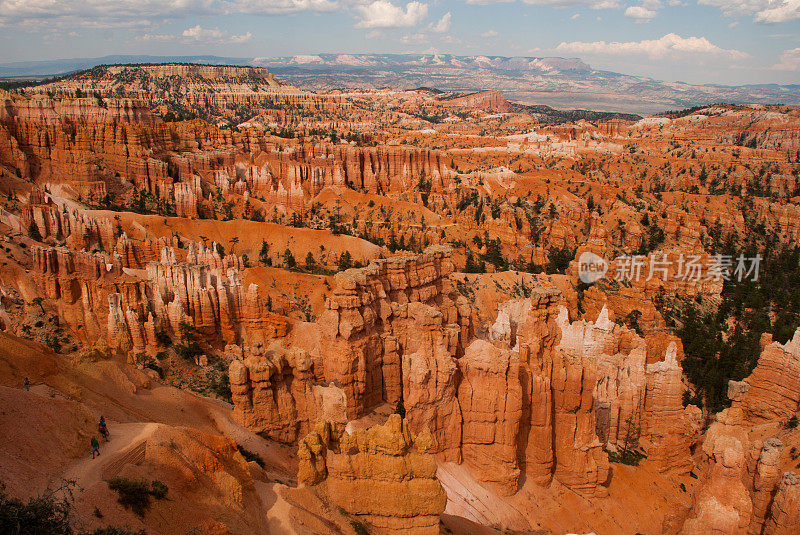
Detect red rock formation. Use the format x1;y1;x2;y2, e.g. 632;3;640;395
732;330;800;423
516;289;563;486
671;328;800;534
680;435;753;535
441;90;514;113
252;264;698;497
228;246;469;452
457;339;522;493
748;438;784;535
23;191;115;250
7;61;800;535
764;472;800;535
516;301;697;493
238;142;453;207
0;94;168;184
318;246;470;418
298;415;447;535
26;232;290;355
642;343;703;472
229;344;342;442
398;302;464;462
522;306;611;495
145;247;290;346
28;63;372;132
3;91;457;226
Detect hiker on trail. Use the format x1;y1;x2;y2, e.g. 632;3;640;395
91;436;100;459
99;416;109;441
23;377;30;391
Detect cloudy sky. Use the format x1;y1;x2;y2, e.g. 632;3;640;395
0;0;798;85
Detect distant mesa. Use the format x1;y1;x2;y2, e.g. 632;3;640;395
2;53;798;114
440;90;515;114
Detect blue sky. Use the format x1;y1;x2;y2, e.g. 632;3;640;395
0;1;798;85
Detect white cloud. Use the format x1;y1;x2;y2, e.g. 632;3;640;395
354;1;428;28
481;29;498;37
699;1;800;24
183;25;225;40
0;0;338;28
772;47;800;69
755;0;800;22
223;0;339;14
0;0;636;31
698;0;770;17
139;33;176;42
570;12;581;19
400;31;427;43
555;33;750;60
139;25;252;44
229;32;253;43
523;0;620;6
463;0;619;7
729;21;740;27
429;11;451;32
625;5;657;21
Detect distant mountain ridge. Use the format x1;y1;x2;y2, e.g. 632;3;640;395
253;53;593;73
1;53;798;115
0;55;251;77
0;54;593;76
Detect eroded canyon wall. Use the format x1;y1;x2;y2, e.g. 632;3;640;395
230;247;703;498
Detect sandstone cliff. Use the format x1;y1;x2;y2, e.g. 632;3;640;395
231;250;702;498
669;327;800;535
298;415;447;534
